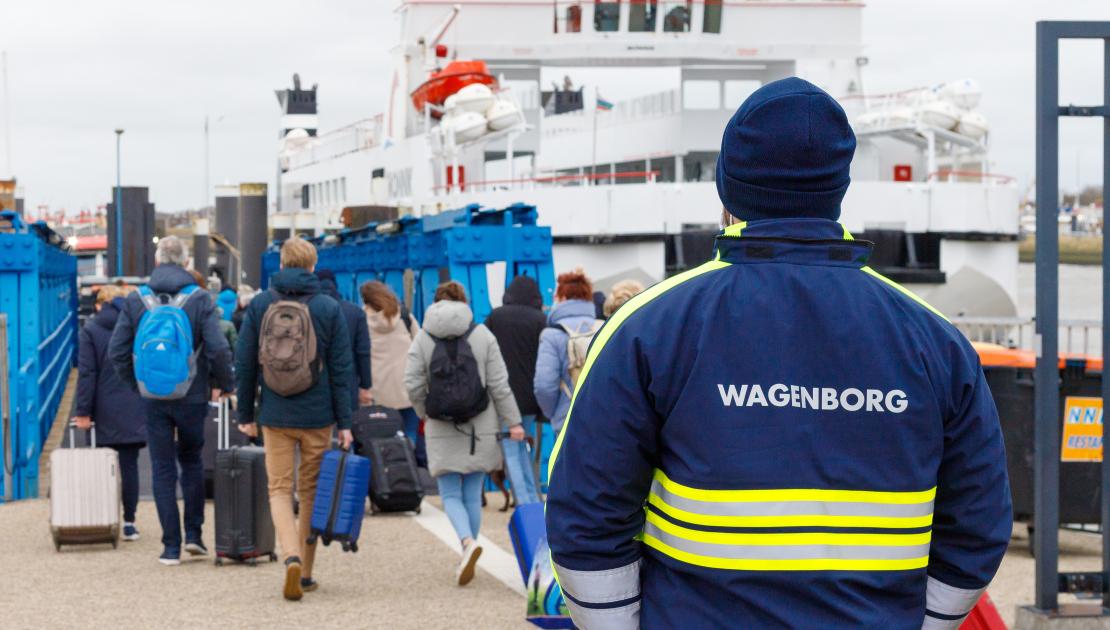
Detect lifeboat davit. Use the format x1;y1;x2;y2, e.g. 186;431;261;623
411;60;497;118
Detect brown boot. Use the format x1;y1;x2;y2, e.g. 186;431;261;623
283;556;304;601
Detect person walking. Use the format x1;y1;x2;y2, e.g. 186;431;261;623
73;286;146;542
216;286;238;323
108;236;235;566
534;270;602;434
235;236;354;601
360;280;425;464
317;269;373;411
404;281;524;586
484;275;547;504
545;78;1012;629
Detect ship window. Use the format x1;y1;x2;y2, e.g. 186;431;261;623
702;0;722;33
724;80;761;108
629;0;657;32
683;152;718;182
595;0;619;31
653;157;676;182
662;0;690;32
615;160;648;184
562;3;582;32
301;185;309;209
683;80;720;110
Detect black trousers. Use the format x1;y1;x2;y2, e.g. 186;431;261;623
109;443;143;523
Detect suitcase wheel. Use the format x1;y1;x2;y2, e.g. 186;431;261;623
269;553;278;562
349;541;359;553
214;558;224;567
369;502;380;515
341;541;350;552
414;505;421;515
52;535;61;553
111;538;118;550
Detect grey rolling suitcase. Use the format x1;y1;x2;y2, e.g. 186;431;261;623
49;424;120;550
212;398;276;565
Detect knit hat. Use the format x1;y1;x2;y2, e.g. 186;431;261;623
716;77;856;221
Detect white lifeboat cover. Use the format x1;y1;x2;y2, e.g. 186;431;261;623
917;99;961;131
442;110;488;142
486;99;521;131
956;110;989;139
940;79;982;110
445;83;495;115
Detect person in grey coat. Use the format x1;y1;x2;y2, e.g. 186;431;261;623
404;281;523;587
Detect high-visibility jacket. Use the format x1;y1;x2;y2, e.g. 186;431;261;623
546;218;1012;630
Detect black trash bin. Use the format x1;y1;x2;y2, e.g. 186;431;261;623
978;343;1103;526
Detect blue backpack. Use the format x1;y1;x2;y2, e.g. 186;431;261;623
133;284;200;400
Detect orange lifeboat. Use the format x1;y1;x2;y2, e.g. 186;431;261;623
410;60;497;118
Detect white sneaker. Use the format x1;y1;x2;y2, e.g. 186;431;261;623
456;541;483;586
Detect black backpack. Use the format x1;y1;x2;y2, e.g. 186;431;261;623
424;325;489;424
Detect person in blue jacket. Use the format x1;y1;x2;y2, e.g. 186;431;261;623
216;286;238;323
545;77;1012;630
534;270;602;434
73;286;147;542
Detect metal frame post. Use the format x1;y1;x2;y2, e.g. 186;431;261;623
114;128;124;276
1033;21;1110;613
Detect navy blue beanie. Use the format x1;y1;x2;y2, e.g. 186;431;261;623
716;77;856;221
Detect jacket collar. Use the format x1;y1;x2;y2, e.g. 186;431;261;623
714;218;873;268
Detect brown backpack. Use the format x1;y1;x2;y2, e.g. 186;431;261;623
258;290;319;396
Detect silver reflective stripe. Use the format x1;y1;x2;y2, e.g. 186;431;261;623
554;560;641;605
564;598;640;630
925;576;984;616
921;614;968;630
643;521;930;561
651;479;935;518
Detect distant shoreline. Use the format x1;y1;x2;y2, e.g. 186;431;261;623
1019;235;1102;266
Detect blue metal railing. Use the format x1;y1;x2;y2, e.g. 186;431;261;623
262;203;555;323
0;211;78;501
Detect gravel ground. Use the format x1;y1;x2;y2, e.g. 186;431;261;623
0;498;531;630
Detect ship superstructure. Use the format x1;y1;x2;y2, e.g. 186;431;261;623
272;0;1019;316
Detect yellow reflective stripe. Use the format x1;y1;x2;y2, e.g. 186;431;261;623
645;511;932;548
654;470;936;505
642;533;930;571
547;259;733;480
841;224;854;240
647;492;935;529
860;266;950;322
714;221;748;260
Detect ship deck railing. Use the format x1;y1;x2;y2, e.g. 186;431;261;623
953;316;1103;358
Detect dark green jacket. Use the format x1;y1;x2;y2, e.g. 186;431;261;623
235;268;354;430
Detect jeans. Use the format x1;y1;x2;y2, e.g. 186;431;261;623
502;415;541;505
400;407;427;468
436;471;485;542
262;425;332;578
110;443;143;523
146;401;208;550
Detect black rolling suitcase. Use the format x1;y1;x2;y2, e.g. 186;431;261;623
365;435;424;514
212;398;276;565
203;400;250;499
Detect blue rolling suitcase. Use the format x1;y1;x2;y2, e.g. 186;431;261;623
308;449;371;552
508;502;547;585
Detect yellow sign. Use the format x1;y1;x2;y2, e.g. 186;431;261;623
1061;396;1104;462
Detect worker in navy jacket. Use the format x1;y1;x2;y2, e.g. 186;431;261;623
545;78;1012;630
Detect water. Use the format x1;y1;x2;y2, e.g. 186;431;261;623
1018;263;1102;321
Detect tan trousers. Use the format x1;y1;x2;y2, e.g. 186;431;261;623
262;425;332;578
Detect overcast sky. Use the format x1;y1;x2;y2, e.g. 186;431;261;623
1;0;1106;213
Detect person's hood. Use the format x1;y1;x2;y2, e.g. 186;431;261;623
271;268;320;296
422;300;473;339
92;299;123;330
217;288;237;302
148;264;197;294
319;278;342;301
503;275;543;310
548;299;596;324
365;306;399;335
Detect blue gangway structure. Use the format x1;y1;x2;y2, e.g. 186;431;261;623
262;203;555;323
0;211;78;501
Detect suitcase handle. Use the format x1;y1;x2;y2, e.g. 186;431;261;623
213;398;231;451
68;422;96;449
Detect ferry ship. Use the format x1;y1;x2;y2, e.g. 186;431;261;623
270;0;1019;317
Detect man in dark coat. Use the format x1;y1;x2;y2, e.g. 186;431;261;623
236;237;354;600
484;275;548;504
74;289;147;541
108;236;235;566
316;269;372;411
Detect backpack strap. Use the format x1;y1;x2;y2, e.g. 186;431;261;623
139;283;198;311
270;288;315;305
